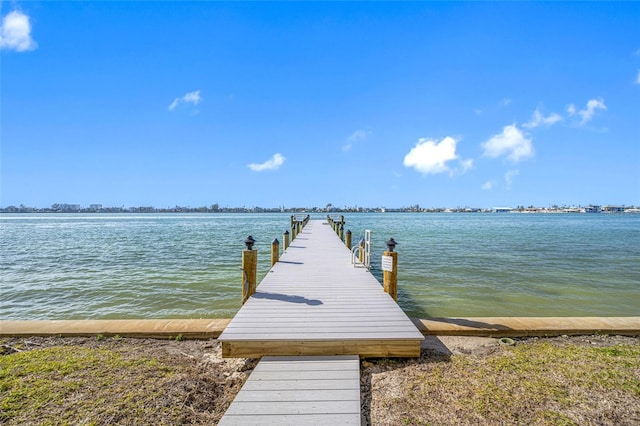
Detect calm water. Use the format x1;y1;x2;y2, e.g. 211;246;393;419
1;213;639;320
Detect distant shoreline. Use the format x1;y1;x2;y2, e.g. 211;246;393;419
1;204;638;214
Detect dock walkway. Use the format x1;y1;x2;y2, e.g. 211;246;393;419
218;219;424;358
218;355;361;425
219;218;420;424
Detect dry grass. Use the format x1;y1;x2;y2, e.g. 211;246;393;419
366;335;640;426
0;337;255;425
1;335;638;425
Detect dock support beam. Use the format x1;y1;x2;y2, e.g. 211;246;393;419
242;236;257;304
271;239;280;266
383;238;398;301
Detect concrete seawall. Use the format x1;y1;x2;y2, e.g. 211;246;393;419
1;317;638;339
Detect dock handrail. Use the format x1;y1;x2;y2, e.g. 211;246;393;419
364;229;371;270
351;245;363;268
351;229;372;270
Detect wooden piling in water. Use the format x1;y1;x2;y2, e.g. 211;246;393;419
271;238;280;266
241;236;257;304
383;238;398;301
345;229;352;250
283;230;290;250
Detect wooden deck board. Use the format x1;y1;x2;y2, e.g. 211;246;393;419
218;219;423;358
218;220;424;422
218;355;360;425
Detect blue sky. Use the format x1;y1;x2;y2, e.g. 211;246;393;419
2;2;639;209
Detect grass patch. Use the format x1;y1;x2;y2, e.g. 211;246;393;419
372;339;640;425
1;346;180;424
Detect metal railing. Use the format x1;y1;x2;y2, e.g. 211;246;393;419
351;229;371;270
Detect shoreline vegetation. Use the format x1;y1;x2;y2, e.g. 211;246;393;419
1;203;639;214
1;334;638;425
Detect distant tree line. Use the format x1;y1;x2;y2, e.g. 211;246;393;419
1;203;636;214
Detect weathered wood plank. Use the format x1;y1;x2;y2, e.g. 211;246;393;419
248;370;360;381
219;413;361;425
221;332;424;339
223;320;413;329
224;400;360;415
254;358;358;371
240;379;357;391
222;326;420;334
234;389;360;402
222;339;421;358
233;389;360;402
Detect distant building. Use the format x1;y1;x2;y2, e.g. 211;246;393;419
52;203;81;212
602;205;625;213
493;207;512;213
583;205;601;213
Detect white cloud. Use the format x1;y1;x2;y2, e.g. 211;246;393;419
568;98;606;125
482;124;533;163
505;170;519;190
403;136;471;175
460;158;474;173
348;129;370;142
481;180;494;190
168;90;202;111
248;153;285;172
342;129;370;152
0;10;37;52
523;108;563;129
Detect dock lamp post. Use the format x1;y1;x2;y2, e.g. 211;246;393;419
385;238;397;252
242;236;257;304
244;235;256;250
383;238;398;301
271;238;280;267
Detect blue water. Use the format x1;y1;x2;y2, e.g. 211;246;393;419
1;213;638;319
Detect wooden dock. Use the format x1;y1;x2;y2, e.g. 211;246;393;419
218;355;361;425
218;219;424;358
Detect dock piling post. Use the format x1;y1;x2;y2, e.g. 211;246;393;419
271;238;280;266
242;236;257;304
283;230;290;250
358;238;365;264
345;229;352;250
383;238;398;301
339;223;344;241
